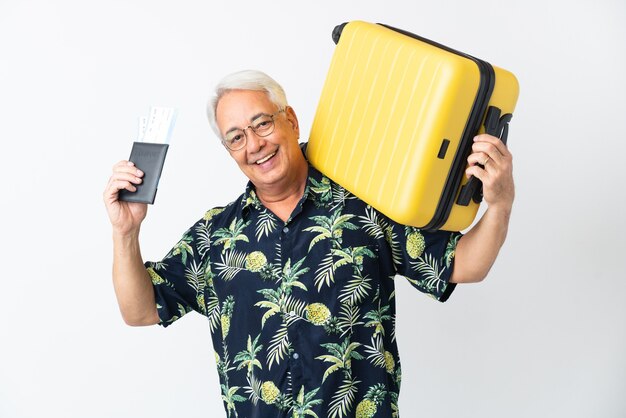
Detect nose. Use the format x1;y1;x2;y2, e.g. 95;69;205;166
245;128;266;153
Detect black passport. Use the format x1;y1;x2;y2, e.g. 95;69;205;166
118;142;169;204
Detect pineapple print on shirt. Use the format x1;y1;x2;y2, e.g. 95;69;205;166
147;158;461;418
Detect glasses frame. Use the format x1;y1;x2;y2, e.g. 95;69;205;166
221;108;285;151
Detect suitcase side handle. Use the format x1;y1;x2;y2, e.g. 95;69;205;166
456;107;513;206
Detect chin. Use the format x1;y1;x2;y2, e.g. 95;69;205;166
253;170;286;188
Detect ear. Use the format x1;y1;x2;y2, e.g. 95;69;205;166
284;106;300;136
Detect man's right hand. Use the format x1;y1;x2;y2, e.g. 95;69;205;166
104;160;159;326
104;160;148;234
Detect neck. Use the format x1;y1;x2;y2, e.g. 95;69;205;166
256;161;308;222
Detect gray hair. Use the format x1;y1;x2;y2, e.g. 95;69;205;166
206;70;288;138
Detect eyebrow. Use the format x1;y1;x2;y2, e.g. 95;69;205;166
225;112;270;135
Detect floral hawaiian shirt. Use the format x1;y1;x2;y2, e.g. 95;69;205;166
146;149;462;418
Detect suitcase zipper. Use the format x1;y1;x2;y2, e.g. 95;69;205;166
427;59;495;230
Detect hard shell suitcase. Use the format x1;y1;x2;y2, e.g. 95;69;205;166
307;21;519;231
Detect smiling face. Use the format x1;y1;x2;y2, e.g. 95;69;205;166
215;89;308;199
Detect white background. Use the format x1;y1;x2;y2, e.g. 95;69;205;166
1;0;624;417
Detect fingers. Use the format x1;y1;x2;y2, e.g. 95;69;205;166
465;162;489;182
104;161;144;200
473;134;511;158
467;152;492;170
113;161;144;187
465;134;515;210
474;133;510;153
113;160;144;179
467;134;512;172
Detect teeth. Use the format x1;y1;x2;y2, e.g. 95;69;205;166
256;152;276;164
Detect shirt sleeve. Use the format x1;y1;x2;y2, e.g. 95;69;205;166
145;217;213;327
387;220;462;302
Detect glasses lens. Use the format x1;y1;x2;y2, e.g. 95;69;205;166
252;115;275;137
224;129;246;150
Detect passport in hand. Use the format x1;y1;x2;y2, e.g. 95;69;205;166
118;142;169;204
118;106;177;205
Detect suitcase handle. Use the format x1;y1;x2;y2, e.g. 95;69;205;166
332;22;348;44
456;107;513;206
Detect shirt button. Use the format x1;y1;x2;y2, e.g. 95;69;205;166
292;352;299;360
283;226;289;233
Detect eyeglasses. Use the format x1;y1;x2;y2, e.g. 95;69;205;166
222;108;285;151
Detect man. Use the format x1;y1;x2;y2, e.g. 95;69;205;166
104;70;514;417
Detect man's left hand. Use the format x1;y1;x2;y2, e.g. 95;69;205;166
465;133;515;212
450;134;515;283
